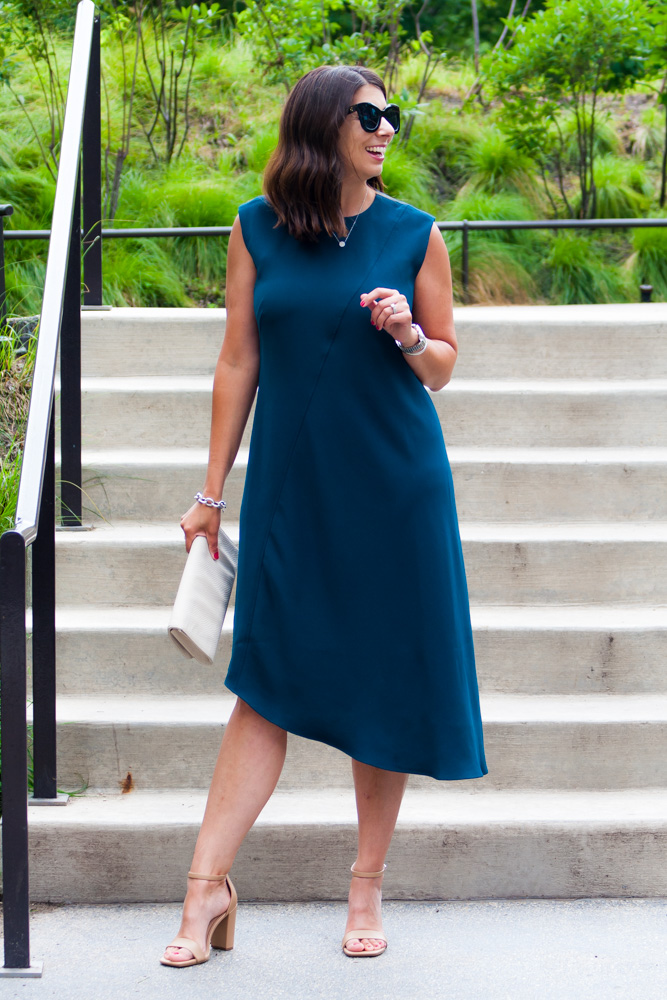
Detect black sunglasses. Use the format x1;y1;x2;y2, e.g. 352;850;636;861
348;102;400;134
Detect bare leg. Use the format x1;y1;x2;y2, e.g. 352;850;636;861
163;697;287;962
344;759;409;954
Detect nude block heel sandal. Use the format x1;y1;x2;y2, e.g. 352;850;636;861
342;863;388;958
160;871;238;967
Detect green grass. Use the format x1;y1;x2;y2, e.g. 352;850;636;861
542;233;633;305
1;30;667;309
0;324;36;530
626;225;667;298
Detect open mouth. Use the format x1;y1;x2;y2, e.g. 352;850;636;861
366;146;386;161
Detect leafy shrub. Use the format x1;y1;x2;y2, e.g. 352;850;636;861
542;233;632;304
380;145;439;212
571;154;653;218
626;225;667;299
443;192;544;304
102;240;190;308
461;128;543;207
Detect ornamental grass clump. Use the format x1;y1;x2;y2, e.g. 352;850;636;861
571;155;653;219
444;192;543;304
543;233;632;304
626;225;667;299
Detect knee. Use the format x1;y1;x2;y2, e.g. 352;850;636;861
235;697;286;736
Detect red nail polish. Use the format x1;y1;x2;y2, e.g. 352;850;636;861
214;551;219;560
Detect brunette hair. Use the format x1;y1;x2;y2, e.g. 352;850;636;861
263;65;386;243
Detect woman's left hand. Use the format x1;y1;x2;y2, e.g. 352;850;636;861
360;287;413;344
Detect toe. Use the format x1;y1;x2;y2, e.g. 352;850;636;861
164;946;194;962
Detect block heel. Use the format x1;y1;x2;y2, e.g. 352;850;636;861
211;895;237;950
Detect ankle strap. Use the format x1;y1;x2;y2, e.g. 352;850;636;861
187;871;229;881
350;863;387;878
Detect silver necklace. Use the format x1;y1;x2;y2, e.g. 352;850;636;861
332;187;369;248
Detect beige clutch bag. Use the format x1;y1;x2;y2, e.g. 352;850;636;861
168;527;238;665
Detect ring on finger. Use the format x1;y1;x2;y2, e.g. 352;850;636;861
390;302;398;314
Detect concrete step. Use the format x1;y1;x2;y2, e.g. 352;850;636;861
28;787;667;902
46;605;667;697
54;521;667;607
47;693;667;794
70;446;667;524
78;304;667;379
68;377;667;449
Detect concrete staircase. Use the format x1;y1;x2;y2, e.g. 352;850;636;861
29;303;667;903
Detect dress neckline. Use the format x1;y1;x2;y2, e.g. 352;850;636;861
343;190;380;222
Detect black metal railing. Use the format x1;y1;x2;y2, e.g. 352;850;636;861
0;0;98;977
6;214;667;308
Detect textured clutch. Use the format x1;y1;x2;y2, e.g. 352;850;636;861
168;527;238;665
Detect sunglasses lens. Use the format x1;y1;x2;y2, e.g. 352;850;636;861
384;107;400;132
357;104;400;133
358;106;381;131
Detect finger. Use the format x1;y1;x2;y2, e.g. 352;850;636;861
184;528;206;556
374;298;408;331
360;287;397;307
207;528;219;560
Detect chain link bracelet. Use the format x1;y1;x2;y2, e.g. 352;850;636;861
194;491;227;510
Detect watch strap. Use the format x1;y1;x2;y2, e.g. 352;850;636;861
396;323;427;355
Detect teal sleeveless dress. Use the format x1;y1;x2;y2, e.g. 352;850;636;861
225;191;487;781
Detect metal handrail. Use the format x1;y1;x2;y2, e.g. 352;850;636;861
0;0;96;977
13;1;94;543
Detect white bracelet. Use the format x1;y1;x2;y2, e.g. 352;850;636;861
194;491;226;510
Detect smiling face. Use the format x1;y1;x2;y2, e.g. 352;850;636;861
336;83;396;183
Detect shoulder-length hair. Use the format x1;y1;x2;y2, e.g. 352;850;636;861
263;65;386;243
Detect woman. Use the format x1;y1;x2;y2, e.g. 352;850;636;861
161;64;487;968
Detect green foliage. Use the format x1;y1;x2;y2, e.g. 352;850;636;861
379;144;438;212
443;192;544;304
3;4;667;310
0;0;75;178
629;105;665;161
461;128;542;207
487;0;652;218
0;322;36;530
134;2;225;165
626;225;667;298
234;0;412;91
572;154;653;219
234;0;348;89
542;233;632;304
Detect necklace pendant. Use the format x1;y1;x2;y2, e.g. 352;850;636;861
339;240;346;247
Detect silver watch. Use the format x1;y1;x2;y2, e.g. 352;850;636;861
396;323;427;355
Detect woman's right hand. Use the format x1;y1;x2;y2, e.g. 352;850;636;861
180;500;221;559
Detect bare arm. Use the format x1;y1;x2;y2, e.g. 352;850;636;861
361;223;457;392
180;214;260;556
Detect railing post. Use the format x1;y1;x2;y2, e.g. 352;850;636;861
0;532;40;975
0;204;13;329
60;162;83;527
462;220;469;305
82;13;102;306
30;399;58;799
